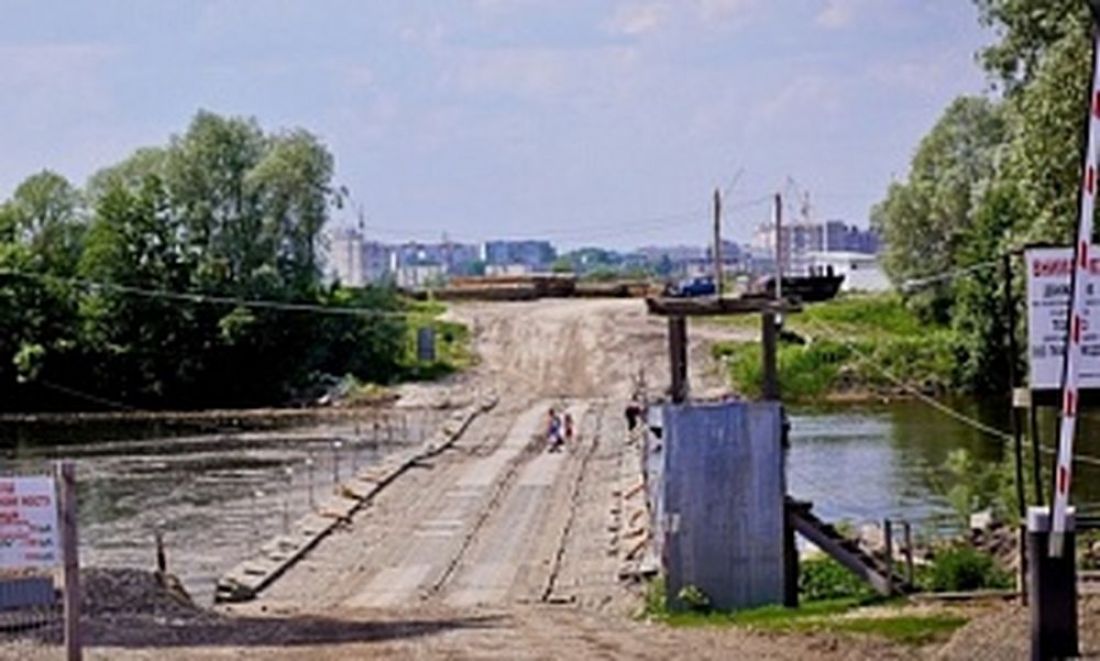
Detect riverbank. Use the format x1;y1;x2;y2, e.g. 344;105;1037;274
709;294;956;402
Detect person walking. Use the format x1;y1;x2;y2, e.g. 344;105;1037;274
563;412;574;449
546;408;563;452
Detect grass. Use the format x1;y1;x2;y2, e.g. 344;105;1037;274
641;558;968;647
710;293;957;401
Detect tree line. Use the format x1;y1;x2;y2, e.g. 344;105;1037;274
0;111;406;412
872;0;1093;392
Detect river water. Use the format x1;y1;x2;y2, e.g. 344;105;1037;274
788;399;1100;534
2;399;1098;604
0;411;443;605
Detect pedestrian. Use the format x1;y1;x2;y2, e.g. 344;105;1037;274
625;397;642;431
547;408;563;452
563;412;574;449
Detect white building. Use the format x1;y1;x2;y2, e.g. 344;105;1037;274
329;228;393;286
805;251;889;292
394;263;445;290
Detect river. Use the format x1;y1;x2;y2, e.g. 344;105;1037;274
2;399;1097;604
0;411;443;605
788;399;1100;534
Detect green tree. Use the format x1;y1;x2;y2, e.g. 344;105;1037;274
0;171;85;407
871;97;1007;323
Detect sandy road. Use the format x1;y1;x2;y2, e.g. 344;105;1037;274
15;299;932;659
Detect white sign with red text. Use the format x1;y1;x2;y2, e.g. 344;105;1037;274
1026;246;1100;391
0;476;60;569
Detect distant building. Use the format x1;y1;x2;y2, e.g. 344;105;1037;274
393;263;445;290
485;263;532;277
753;220;879;276
329;227;365;286
805;251;889;292
483;240;556;270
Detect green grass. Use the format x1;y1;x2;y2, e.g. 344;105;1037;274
649;593;965;646
710;293;957;401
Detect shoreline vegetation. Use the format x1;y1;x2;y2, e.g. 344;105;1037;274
710;293;959;403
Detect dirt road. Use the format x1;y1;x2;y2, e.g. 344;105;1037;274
6;299;928;659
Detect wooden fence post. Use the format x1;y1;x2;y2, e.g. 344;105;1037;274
57;461;81;661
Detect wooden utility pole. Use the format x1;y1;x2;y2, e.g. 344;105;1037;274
713;188;723;298
774;192;783;302
669;317;688;403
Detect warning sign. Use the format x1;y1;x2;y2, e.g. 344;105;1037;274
0;476;60;569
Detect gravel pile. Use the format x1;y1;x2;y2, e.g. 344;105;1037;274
80;567;207;620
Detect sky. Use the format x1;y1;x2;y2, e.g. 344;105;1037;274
0;0;993;250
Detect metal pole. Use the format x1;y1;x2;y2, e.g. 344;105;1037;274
332;440;343;486
1030;403;1044;505
57;461;81;661
305;454;316;510
1005;254;1026;520
902;521;914;589
883;518;894;596
713;188;723;298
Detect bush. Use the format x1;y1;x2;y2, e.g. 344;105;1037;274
799;556;875;602
925;545;1011;592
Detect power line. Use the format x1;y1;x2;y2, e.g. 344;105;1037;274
898;260;1000;291
0;269;412;319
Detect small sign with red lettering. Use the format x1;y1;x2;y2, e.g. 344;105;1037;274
1026;246;1100;390
0;476;59;569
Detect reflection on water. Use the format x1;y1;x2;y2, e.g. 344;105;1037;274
788;399;1100;534
0;412;443;605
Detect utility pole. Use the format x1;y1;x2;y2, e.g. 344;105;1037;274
713;188;723;298
774;193;783;302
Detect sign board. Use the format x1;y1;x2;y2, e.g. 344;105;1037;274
0;476;59;569
1025;246;1100;390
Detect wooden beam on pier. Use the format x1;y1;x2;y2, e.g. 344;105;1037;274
645;296;800;318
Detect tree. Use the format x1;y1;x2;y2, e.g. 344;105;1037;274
871;97;1007;322
0;171;86;408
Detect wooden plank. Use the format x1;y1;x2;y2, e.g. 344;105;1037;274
789;507;893;596
645;296;800;317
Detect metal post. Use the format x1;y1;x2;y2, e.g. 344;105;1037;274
1030;403;1044;505
57;461;81;661
1004;253;1029;603
902;521;914;589
331;440;343;486
1028;506;1078;660
1005;254;1026;521
305;454;315;510
668;316;688;403
883;518;894;596
282;466;293;535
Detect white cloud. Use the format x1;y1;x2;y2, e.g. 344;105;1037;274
445;45;639;101
751;73;845;129
815;0;863;29
609;3;667;36
697;0;758;22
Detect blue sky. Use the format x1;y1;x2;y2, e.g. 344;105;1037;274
0;0;992;249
